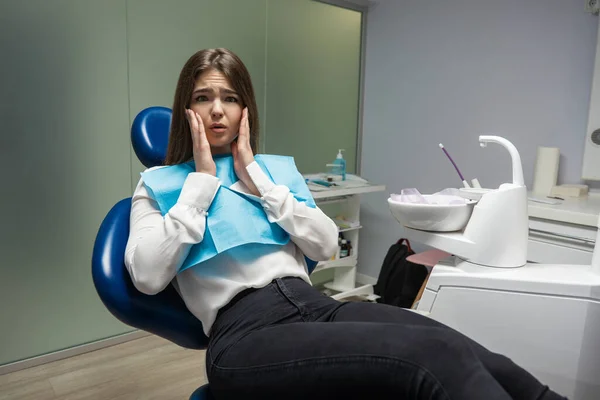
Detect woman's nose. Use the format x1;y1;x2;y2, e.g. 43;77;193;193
211;101;224;119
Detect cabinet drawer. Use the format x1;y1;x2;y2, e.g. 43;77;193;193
528;217;596;265
528;237;593;265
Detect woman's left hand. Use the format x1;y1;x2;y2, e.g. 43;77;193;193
232;108;260;196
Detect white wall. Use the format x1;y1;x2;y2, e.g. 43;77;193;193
359;0;598;278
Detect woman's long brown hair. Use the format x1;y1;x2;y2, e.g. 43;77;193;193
164;48;260;165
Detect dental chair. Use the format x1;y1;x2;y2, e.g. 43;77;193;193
91;106;318;400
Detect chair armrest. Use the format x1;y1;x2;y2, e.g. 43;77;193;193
305;257;318;274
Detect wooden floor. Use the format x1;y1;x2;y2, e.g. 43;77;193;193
0;335;207;400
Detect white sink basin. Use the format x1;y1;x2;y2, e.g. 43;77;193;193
388;195;476;232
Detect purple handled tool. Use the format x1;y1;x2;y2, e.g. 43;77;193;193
439;143;467;185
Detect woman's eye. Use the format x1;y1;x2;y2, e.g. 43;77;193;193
195;95;208;102
225;97;238;103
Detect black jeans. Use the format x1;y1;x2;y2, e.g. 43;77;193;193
206;277;565;400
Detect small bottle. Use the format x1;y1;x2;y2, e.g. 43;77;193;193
331;236;341;260
347;240;353;257
340;239;349;258
331;149;346;181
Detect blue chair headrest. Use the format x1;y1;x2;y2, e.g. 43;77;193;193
131;106;172;168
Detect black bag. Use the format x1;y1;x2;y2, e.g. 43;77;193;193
373;239;429;308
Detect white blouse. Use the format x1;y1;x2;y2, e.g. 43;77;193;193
124;161;339;336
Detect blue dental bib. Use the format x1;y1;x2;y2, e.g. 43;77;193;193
141;154;315;273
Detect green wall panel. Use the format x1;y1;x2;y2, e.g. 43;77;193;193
0;0;133;365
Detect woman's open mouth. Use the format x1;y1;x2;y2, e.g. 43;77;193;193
209;123;227;134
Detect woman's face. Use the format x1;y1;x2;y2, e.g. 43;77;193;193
189;69;243;154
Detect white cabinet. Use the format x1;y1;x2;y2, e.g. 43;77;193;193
307;180;386;300
527;193;599;264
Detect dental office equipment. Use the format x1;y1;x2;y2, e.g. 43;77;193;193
388;135;600;399
389;188;474;232
391;188;468;205
306;178;336;188
438;143;468;187
439;143;484;190
389;196;475;232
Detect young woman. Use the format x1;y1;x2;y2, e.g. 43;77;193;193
125;48;564;400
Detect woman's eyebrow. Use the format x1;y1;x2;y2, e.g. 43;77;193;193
192;87;212;95
222;89;239;95
192;87;238;95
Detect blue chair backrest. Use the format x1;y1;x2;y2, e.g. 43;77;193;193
92;106;317;350
131;106;172;168
92;197;208;348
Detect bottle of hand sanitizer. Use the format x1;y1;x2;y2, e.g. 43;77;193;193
332;149;346;181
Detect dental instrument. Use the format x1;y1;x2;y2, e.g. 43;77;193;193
439;143;470;188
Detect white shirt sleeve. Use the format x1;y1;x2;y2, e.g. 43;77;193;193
124;170;220;295
246;161;339;262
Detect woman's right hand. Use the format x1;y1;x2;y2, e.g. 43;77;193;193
186;109;216;176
